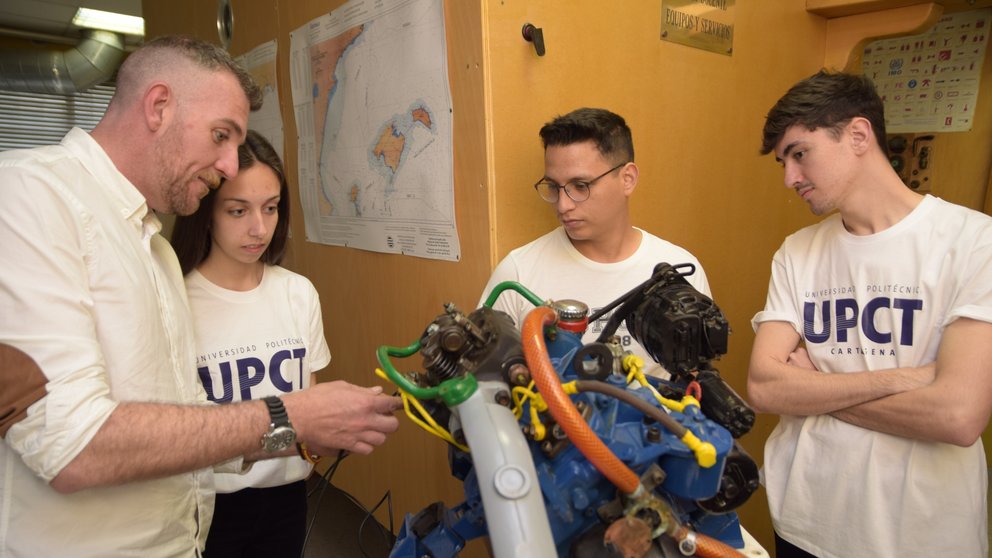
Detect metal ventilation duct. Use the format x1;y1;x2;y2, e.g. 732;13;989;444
0;29;125;95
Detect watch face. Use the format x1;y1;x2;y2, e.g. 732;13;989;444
263;425;297;452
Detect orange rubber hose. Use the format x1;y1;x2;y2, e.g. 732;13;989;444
521;306;640;494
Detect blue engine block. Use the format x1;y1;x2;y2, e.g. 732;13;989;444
389;324;745;557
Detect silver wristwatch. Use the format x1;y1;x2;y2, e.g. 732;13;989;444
260;396;296;452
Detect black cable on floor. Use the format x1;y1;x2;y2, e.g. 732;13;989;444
299;450;396;558
300;450;347;558
358;489;394;557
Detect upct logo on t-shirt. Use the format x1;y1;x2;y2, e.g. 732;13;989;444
802;283;923;354
197;344;308;402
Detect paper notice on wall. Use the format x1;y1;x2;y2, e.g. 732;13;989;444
863;8;990;133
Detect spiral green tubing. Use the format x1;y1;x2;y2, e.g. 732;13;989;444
376;341;438;399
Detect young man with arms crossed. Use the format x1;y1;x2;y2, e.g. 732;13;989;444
748;70;992;558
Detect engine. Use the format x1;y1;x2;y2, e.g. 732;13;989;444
377;263;759;558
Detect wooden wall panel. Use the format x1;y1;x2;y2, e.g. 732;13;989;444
823;3;942;70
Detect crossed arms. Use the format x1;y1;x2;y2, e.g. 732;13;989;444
747;319;992;447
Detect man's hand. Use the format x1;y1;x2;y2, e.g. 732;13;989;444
284;381;403;456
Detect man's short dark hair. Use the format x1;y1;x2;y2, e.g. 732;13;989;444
117;34;263;111
539;108;634;164
761;70;887;156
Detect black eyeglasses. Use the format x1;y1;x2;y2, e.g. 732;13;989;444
533;161;628;203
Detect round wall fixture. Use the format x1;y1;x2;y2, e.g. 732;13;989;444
217;0;234;49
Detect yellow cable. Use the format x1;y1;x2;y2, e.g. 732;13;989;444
561;380;578;395
679;430;717;468
513;384;549;440
620;357;717;468
622;354;701;413
526;380;547;411
512;385;535;418
405;391;467;450
374;368;469;452
528;403;546;441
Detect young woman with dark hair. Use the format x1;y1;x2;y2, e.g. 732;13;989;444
172;130;329;557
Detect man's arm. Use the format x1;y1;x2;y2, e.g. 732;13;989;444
0;167;401;493
747;321;934;416
49;399;267;493
831;318;992;446
49;381;401;493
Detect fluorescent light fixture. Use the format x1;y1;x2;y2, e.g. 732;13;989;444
72;7;145;36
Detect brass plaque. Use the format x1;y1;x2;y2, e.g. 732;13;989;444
661;0;736;56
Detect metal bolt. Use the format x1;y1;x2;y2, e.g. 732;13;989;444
440;329;465;352
651;469;665;486
646;426;661;443
678;532;697;556
509;363;530;386
495;390;511;407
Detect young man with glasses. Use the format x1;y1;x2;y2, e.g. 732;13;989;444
478;107;711;376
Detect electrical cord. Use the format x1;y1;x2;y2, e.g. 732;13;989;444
332;483;394;557
299;449;396;558
357;489;395;556
571;380;716;469
301;450;347;557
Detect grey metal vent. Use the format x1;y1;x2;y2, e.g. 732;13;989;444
0;29;124;95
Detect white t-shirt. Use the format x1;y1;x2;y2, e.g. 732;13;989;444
186;265;331;492
479;227;711;376
752;195;992;558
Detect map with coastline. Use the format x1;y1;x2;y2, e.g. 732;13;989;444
235;40;284;159
290;0;458;260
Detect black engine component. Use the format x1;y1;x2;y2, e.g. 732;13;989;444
622;263;728;374
693;368;755;438
591;262;754;438
696;442;761;514
419;304;526;385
